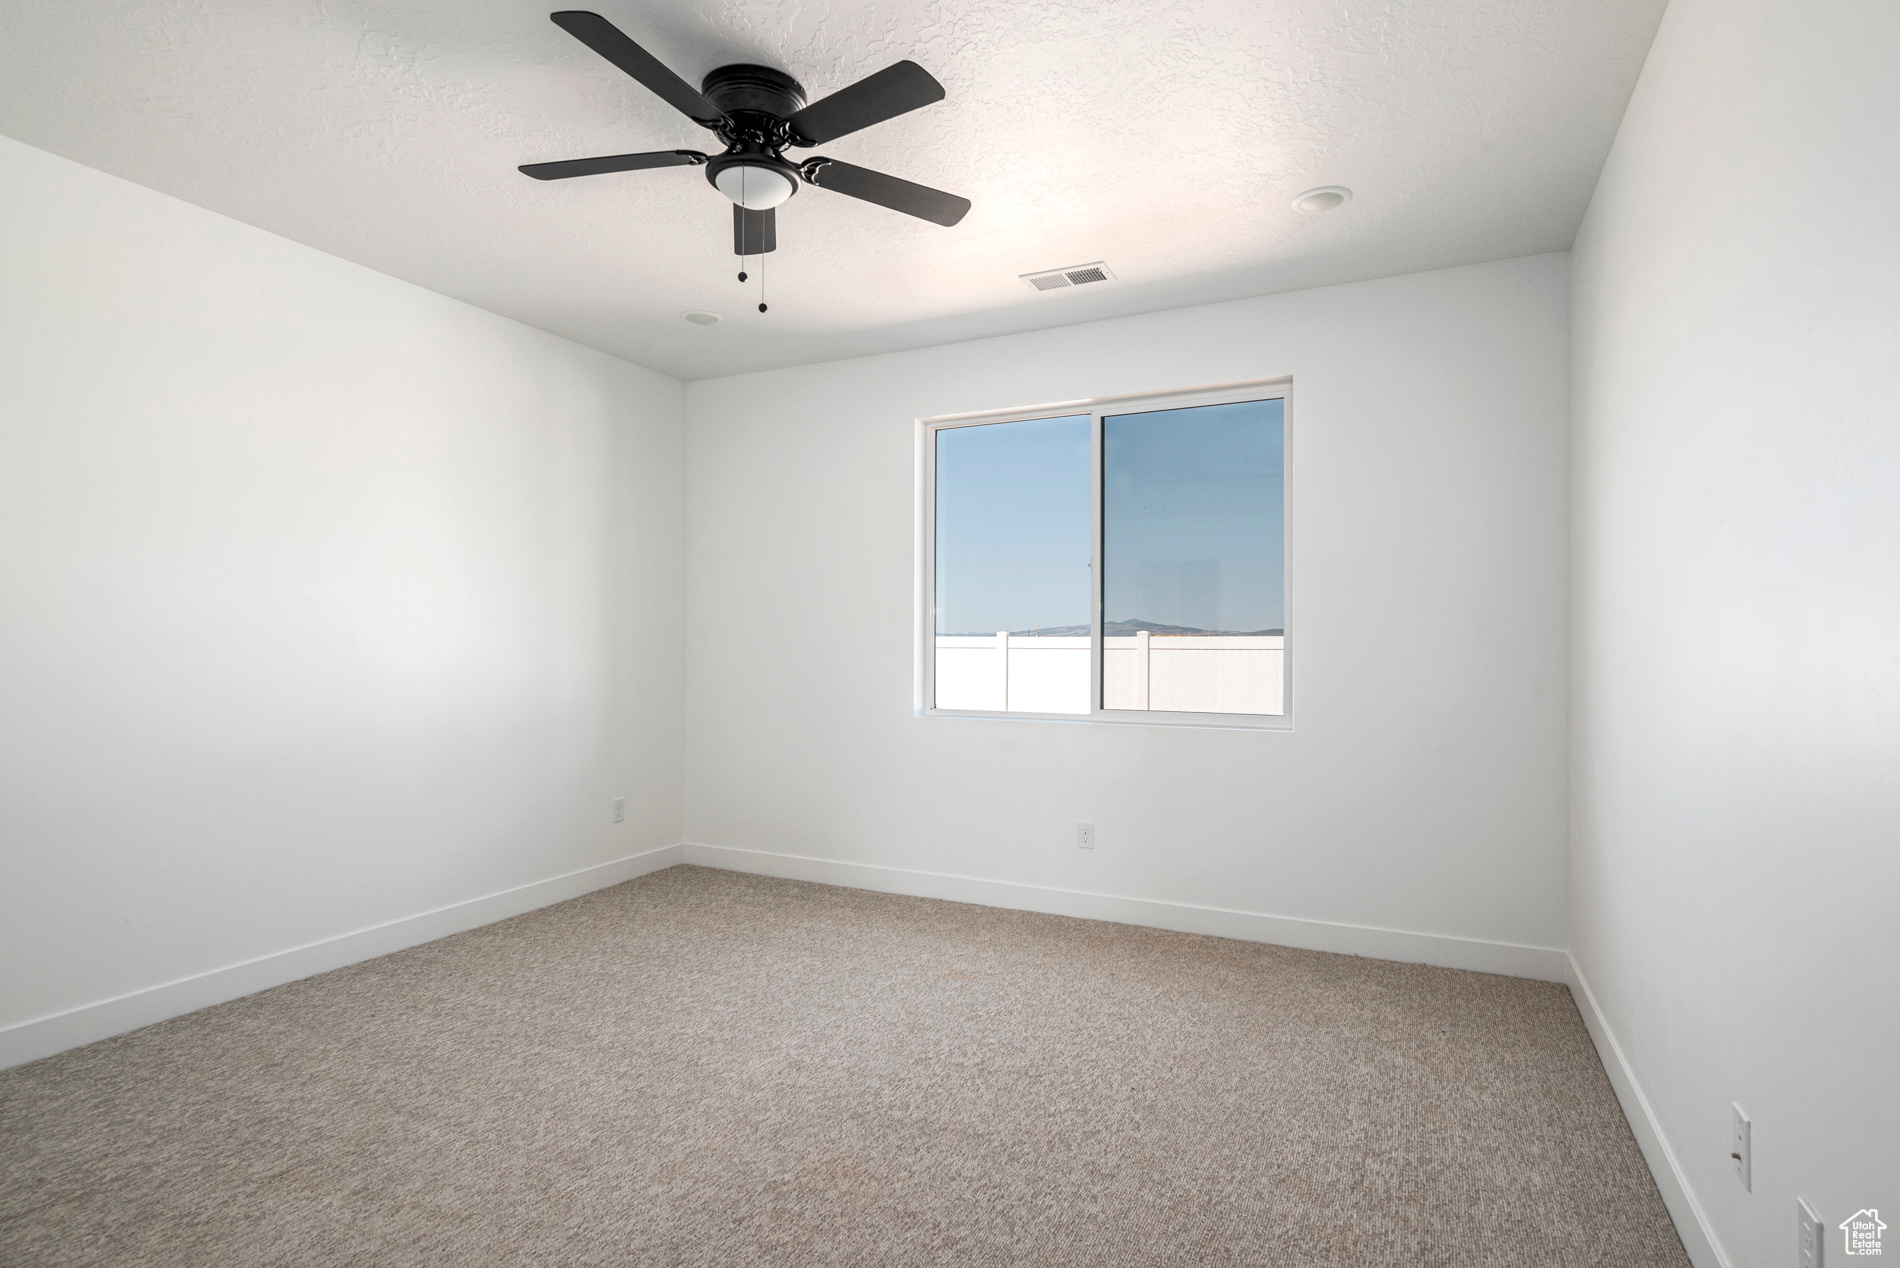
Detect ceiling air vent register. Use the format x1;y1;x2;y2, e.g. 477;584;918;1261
1021;262;1117;292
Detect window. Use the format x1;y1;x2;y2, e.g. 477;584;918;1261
919;382;1289;727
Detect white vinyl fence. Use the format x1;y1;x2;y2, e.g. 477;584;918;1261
934;631;1285;716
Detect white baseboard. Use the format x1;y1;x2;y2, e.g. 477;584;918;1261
0;844;685;1071
681;843;1569;981
1567;953;1729;1268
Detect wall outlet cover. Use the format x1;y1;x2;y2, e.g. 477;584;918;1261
1077;822;1095;849
1799;1197;1824;1268
613;797;626;824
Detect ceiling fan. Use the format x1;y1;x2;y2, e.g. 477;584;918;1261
519;10;971;262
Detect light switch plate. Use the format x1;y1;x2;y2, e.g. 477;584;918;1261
1731;1103;1751;1192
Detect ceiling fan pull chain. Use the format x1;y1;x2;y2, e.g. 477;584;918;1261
759;250;768;313
738;166;749;282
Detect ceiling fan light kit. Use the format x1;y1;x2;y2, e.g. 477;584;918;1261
516;9;970;309
712;162;796;210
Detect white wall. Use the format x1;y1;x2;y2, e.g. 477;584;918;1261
684;254;1570;973
1569;0;1900;1262
0;136;686;1058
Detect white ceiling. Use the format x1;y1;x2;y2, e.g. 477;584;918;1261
0;0;1664;381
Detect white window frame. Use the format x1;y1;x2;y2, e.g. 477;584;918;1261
915;377;1293;731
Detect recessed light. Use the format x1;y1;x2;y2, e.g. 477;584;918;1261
681;310;722;325
1292;186;1352;213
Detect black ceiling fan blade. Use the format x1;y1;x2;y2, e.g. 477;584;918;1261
784;61;945;145
549;11;726;127
802;158;970;227
734;206;776;255
519;149;707;180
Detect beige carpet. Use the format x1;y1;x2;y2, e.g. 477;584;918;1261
1;866;1687;1266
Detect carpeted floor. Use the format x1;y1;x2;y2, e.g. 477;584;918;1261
1;866;1688;1266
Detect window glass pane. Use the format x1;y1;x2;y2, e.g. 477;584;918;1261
1102;398;1285;715
934;415;1091;714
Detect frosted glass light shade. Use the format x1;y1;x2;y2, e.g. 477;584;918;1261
714;165;795;210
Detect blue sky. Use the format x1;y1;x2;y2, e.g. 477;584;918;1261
934;399;1283;635
935;414;1092;635
1103;398;1284;633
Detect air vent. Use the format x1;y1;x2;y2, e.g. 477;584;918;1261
1020;261;1117;292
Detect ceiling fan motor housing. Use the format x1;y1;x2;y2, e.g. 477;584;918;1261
700;65;809;208
700;64;807;119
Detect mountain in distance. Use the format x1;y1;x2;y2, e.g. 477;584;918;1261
939;619;1284;637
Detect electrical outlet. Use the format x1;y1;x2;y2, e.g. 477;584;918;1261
613;797;626;824
1076;821;1095;849
1799;1197;1824;1268
1731;1103;1751;1192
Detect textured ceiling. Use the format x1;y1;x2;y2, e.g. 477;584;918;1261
0;0;1664;381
